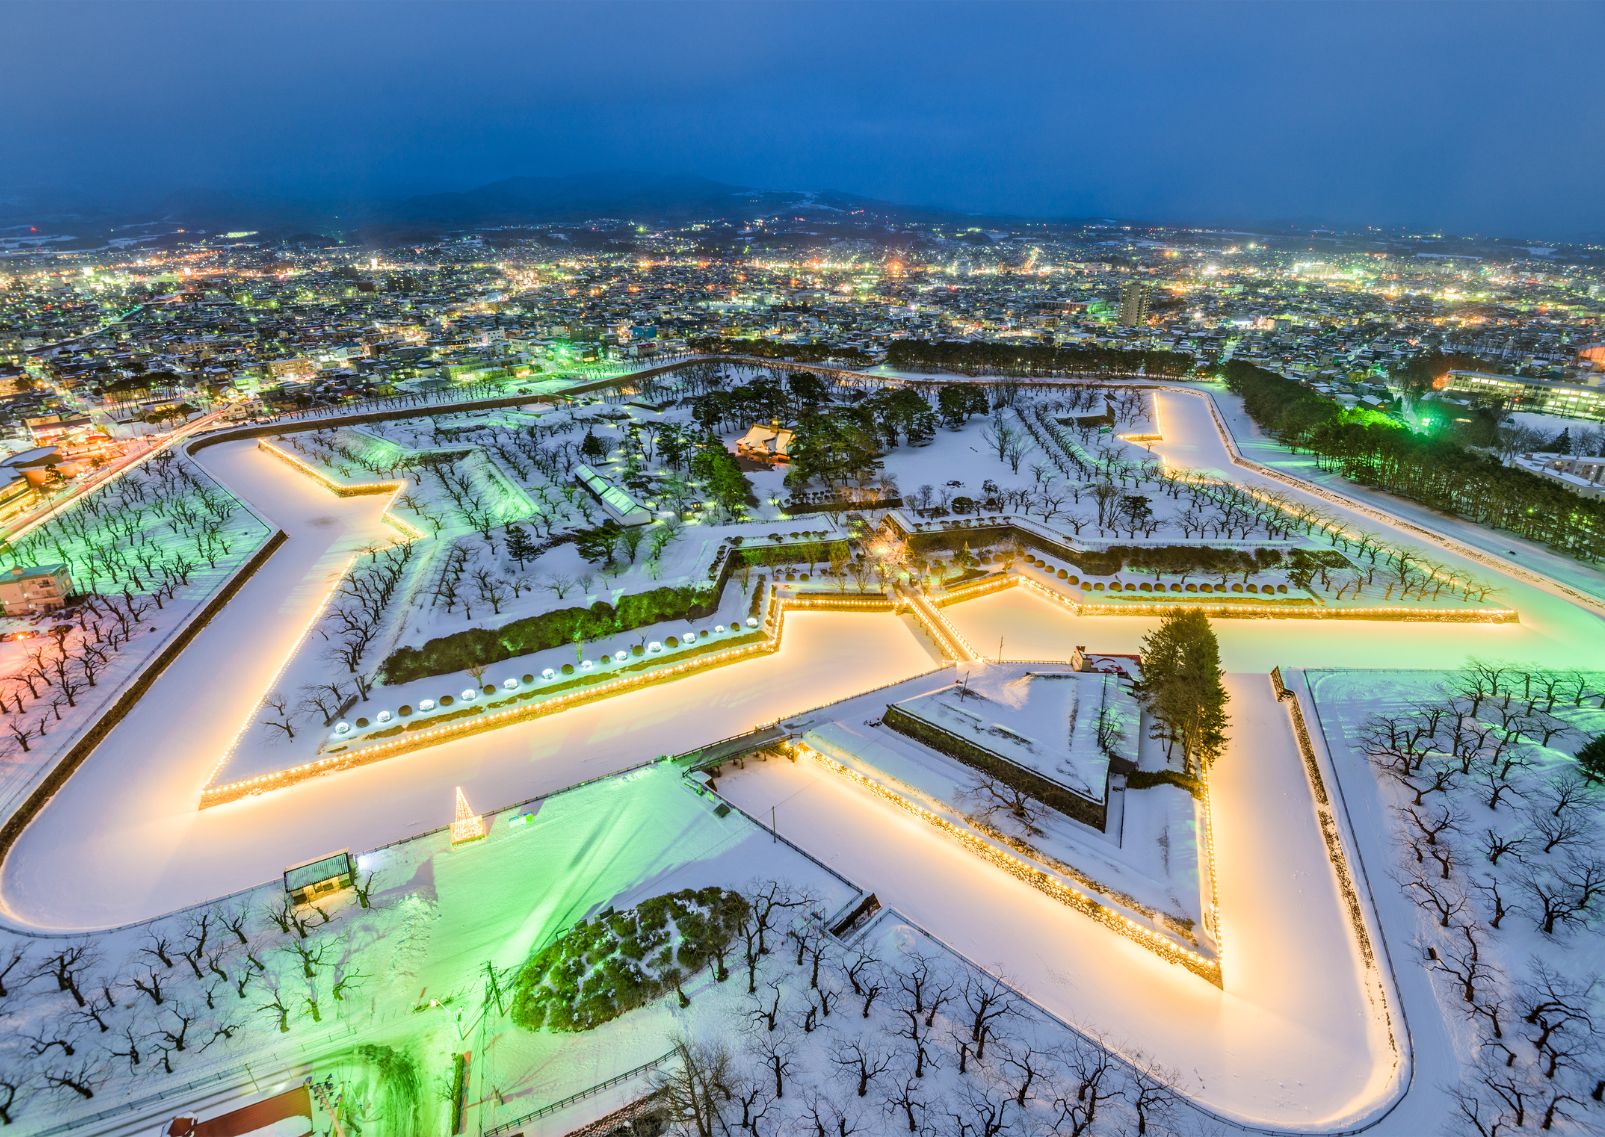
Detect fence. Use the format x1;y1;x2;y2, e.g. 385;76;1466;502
485;1051;675;1136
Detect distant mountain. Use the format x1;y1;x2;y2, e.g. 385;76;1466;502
0;171;971;240
379;172;807;225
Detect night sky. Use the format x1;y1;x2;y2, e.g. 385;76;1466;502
7;0;1603;238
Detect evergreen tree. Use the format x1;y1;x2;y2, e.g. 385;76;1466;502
937;383;991;428
579;430;609;465
1577;733;1605;783
1137;609;1229;772
505;524;538;567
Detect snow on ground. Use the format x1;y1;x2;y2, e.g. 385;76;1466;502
5;374;1605;1134
0;436;939;929
717;662;1396;1129
892;668;1124;802
1196;382;1605;608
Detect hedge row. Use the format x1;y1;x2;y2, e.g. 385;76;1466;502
380;584;719;684
881;703;1108;831
1124;768;1202;797
906;522;1283;580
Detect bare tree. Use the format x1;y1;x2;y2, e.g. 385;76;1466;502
259;692;299;741
949;1081;1014;1137
830;1039;893;1098
755;1031;796;1100
1482;829;1528;866
0;945;29;1000
257;988;291;1033
1052;1034;1121;1136
748;980;784;1033
24;1029;77;1059
42;1060;99;1101
1128;1058;1178;1135
963;777;1046;838
883;1073;927;1134
0;1063;31;1125
139;931;175;970
1528;799;1591;856
36;946;93;1008
1429;923;1494;1005
651;1040;735;1137
999;1042;1048;1108
962;973;1018;1061
129;968;166;1006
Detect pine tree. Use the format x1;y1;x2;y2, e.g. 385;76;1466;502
1577;733;1605;783
1137;609;1229;773
505;525;537;567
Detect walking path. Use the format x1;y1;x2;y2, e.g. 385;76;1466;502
0;376;1600;1130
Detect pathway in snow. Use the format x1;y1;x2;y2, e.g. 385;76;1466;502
0;442;939;930
720;670;1388;1129
1;391;1602;1129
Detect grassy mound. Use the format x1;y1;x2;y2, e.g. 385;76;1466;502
510;886;748;1032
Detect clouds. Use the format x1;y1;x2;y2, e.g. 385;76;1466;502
6;0;1602;237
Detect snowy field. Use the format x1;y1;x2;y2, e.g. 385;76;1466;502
0;437;940;928
3;371;1605;1135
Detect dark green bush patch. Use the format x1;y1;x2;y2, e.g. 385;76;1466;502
510;886;749;1033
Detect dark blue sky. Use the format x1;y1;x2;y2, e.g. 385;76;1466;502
7;1;1603;238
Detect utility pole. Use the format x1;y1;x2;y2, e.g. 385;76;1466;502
309;1078;347;1137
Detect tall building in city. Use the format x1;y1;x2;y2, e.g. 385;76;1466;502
1118;280;1151;326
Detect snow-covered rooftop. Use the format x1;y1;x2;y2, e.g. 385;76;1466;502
892;667;1133;803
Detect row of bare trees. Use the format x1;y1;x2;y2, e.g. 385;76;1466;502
626;880;1189;1137
1362;663;1605;1134
0;872;381;1127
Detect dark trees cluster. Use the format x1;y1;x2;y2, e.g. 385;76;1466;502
1222;360;1605;563
884;340;1195;379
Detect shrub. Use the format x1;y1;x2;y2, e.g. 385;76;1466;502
380;584;719;684
509;887;750;1033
